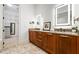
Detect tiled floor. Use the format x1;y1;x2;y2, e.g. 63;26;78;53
0;42;47;54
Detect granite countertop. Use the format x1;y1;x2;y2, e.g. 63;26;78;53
30;30;79;36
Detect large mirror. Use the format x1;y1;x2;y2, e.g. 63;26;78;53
56;4;72;26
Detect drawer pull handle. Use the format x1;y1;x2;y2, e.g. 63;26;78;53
48;33;52;35
60;35;69;37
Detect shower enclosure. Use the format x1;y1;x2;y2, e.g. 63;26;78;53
2;4;19;48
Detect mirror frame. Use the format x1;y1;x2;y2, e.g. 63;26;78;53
55;4;71;26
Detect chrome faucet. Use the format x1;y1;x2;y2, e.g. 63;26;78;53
72;26;78;33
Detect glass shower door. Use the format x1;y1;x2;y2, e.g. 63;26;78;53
3;4;19;49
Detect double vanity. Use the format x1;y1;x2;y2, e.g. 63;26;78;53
29;29;79;54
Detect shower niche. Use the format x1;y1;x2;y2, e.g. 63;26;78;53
10;23;15;35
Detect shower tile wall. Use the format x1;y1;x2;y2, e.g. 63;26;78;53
3;4;19;48
3;4;19;39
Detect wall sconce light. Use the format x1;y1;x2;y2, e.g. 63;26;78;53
29;21;34;24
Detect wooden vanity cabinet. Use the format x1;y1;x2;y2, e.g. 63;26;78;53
56;34;77;54
29;30;78;54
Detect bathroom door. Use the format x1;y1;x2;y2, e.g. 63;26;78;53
3;4;19;48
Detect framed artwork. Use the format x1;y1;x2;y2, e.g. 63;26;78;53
43;22;51;31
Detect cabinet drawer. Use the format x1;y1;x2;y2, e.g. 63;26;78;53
58;34;77;39
36;39;42;47
36;32;42;35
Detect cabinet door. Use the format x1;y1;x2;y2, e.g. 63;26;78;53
57;35;77;54
47;33;56;54
42;32;48;50
29;31;36;43
77;36;79;54
29;31;32;42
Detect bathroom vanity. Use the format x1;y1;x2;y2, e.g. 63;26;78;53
29;29;79;54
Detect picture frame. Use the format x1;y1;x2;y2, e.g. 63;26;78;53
43;22;51;31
